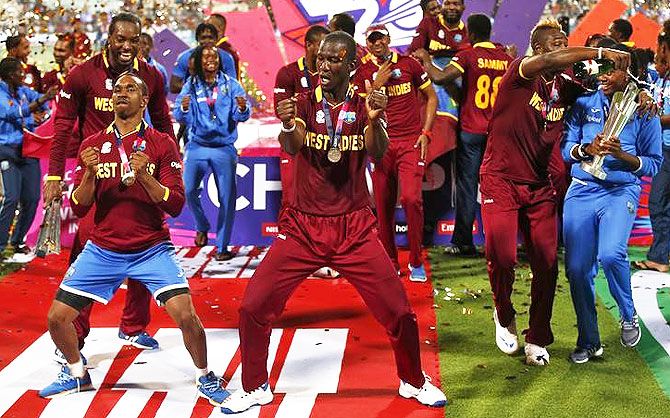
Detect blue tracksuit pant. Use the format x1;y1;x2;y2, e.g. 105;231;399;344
183;142;237;253
563;179;640;349
647;146;670;264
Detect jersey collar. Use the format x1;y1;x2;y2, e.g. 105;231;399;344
102;49;139;72
371;51;398;67
216;36;229;47
473;41;496;49
297;56;318;75
314;84;355;105
106;119;147;136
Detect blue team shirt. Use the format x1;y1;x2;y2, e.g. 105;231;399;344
562;88;662;186
172;47;237;81
0;80;49;145
652;75;670;147
173;71;251;147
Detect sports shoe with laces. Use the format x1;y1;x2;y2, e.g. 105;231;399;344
398;373;447;407
621;315;641;347
53;348;87;367
525;343;550;366
39;365;93;398
118;330;159;349
197;371;230;406
569;345;604;364
220;382;273;414
408;263;427;282
493;309;519;354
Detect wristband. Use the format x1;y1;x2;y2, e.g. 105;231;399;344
281;122;296;133
421;129;432;138
597;47;603;60
576;144;588;160
45;175;62;181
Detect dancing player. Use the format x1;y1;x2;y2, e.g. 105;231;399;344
43;12;175;354
414;14;512;256
220;32;447;414
354;23;437;281
39;74;228;406
479;18;631;365
5;34;42;92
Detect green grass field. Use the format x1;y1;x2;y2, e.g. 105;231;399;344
430;247;670;418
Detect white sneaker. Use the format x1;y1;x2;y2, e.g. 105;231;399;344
493;309;519;354
398;373;447;407
220;382;273;414
312;267;340;278
525;343;550;366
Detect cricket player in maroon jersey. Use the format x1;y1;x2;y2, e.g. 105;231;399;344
39;73;229;405
220;32;447;414
5;34;42;92
327;13;369;66
41;34;76;93
42;12;175;355
273;25;329;208
409;0;469;59
207;13;241;77
353;23;437;281
414;14;512;256
479;18;630;366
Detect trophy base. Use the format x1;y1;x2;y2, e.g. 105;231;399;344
581;162;607;180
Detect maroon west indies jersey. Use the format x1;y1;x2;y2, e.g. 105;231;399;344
449;42;512;135
353;52;431;139
217;37;240;78
273;56;319;115
71;123;184;253
49;51;174;178
408;16;469;58
41;65;65;93
22;62;42;92
292;85;375;215
480;57;582;185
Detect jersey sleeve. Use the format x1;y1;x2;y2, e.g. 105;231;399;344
172;51;190;80
634;115;663;178
273;66;295;116
50;65;86;177
560;99;584;162
510;57;534;87
409;56;432;90
449;49;468;74
352;65;369;97
408;17;429;53
294;93;309;129
146;65;176;141
156;136;186;217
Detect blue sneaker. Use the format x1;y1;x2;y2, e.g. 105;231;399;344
54;349;87;366
39;366;93;398
118;330;159;349
408;264;427;282
197;371;230;406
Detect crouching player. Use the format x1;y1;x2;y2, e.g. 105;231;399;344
39;73;229;406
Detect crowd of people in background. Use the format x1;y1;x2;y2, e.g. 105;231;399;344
1;0;670;414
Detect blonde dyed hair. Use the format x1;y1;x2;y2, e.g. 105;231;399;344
530;17;564;49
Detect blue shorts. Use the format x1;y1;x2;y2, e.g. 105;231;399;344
60;241;188;306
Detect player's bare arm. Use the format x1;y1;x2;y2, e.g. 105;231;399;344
277;96;306;155
364;79;389;160
521;47;630;80
417;83;437;160
413;48;462;86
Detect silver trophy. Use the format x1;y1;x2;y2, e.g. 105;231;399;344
581;82;639;180
35;200;62;258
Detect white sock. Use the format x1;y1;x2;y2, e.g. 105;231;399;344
196;367;209;379
68;359;85;378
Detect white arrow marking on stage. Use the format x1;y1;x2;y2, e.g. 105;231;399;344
274;328;348;418
105;328;242;418
175;245;216;278
201;246;258;278
632;271;670;357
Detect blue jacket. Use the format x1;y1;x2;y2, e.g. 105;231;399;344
652;75;670;148
0;80;48;146
172;47;237;81
562;88;662;186
173;71;251;147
